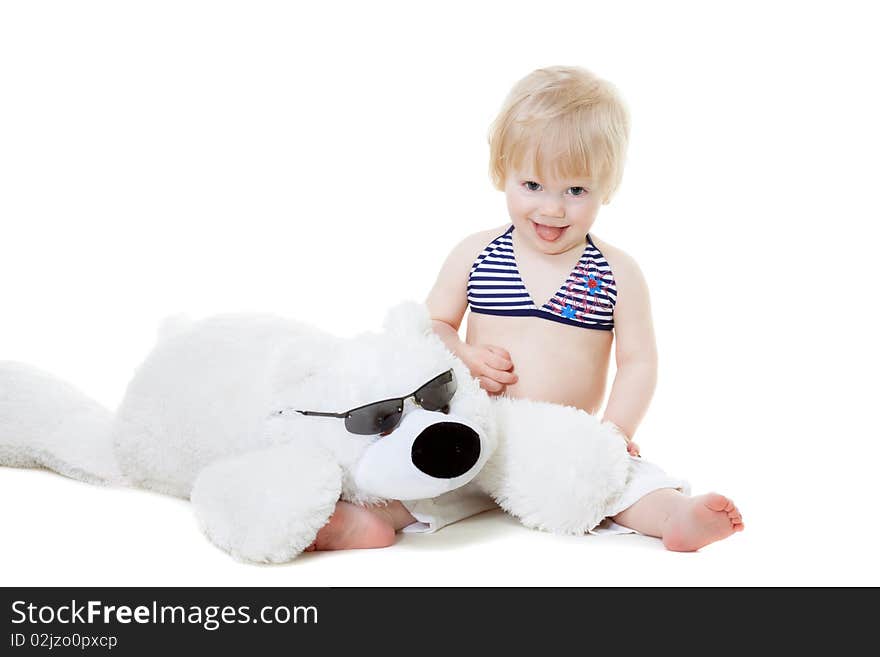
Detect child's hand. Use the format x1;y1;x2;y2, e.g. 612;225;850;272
626;441;640;457
461;344;517;395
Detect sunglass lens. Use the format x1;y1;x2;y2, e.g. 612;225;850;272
345;399;404;435
415;370;457;411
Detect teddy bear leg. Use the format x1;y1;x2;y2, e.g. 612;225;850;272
190;440;342;563
0;361;122;485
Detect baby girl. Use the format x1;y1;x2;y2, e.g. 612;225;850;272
306;66;743;553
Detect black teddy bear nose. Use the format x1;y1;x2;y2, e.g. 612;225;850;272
411;422;481;479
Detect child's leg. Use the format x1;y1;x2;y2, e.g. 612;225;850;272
611;488;744;552
304;500;416;552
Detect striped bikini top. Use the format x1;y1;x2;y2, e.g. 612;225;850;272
467;225;618;330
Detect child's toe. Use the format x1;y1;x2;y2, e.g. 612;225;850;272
704;492;732;513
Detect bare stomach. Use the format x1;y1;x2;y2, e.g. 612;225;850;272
465;312;613;414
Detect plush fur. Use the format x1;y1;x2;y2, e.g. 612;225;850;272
0;302;630;562
477;397;630;534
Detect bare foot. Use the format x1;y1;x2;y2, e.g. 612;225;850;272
662;493;744;552
303;501;396;552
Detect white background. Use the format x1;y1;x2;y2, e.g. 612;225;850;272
1;1;877;586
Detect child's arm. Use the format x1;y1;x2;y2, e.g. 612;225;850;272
426;231;518;394
601;251;658;444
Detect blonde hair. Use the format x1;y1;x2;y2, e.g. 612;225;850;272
488;66;630;203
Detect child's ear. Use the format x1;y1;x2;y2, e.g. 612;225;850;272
382;301;433;339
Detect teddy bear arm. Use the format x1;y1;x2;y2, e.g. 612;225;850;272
475;396;631;534
190;440;342;563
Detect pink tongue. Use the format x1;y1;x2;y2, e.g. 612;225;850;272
535;223;565;241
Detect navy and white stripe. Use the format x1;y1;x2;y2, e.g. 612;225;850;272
467;225;617;330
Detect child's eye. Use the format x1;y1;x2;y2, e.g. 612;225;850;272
523;181;542;192
568;186;588;197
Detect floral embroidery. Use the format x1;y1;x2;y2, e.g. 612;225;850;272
582;273;604;295
544;256;616;325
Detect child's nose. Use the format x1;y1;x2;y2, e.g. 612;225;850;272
540;200;565;218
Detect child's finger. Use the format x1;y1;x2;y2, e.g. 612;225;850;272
485;345;512;362
478;363;519;385
485;352;513;371
484;367;517;385
477;376;504;393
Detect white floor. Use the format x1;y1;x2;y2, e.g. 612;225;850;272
1;464;872;587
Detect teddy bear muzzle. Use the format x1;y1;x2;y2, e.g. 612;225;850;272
351;408;489;501
410;421;481;479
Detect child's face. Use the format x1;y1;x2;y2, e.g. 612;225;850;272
503;168;603;256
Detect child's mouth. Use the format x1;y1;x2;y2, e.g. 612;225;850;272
531;220;569;242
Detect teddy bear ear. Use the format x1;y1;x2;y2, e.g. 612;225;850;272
156;313;194;343
382;301;433;338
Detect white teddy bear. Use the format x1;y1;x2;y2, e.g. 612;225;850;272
0;302;630;563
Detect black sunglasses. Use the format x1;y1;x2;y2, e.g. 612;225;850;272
278;369;457;436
